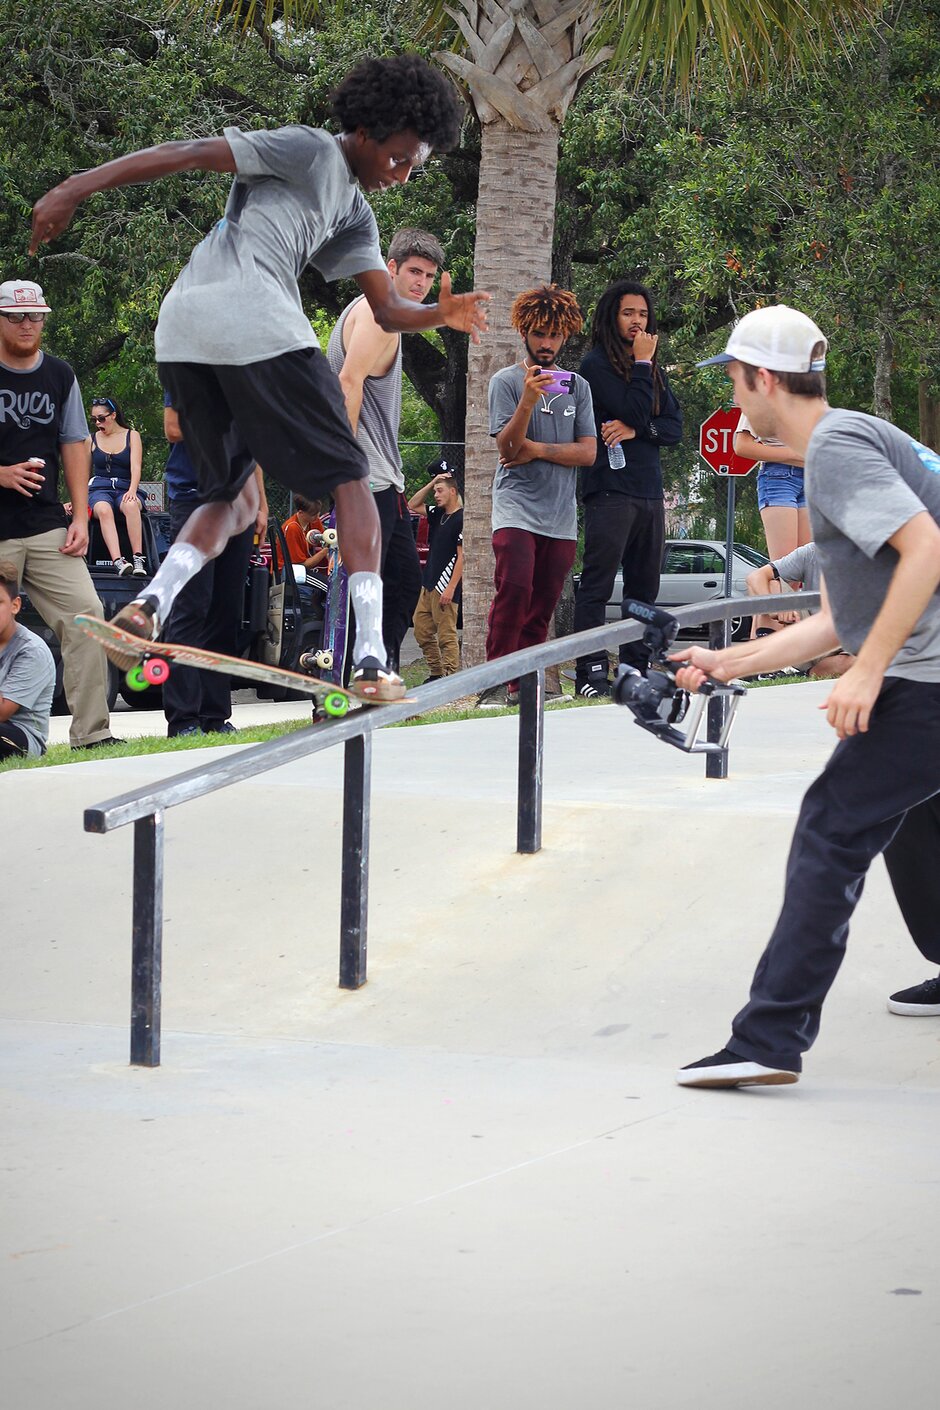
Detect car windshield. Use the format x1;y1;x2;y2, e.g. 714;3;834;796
733;543;769;567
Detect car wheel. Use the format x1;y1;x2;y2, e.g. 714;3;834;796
731;614;752;642
118;679;164;710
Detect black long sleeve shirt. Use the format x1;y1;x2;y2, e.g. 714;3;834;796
578;345;683;501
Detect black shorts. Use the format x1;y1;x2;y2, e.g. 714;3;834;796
159;348;369;504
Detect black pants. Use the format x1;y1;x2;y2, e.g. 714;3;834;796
573;492;665;678
162;499;254;734
374;486;421;672
729;677;940;1070
0;720;33;759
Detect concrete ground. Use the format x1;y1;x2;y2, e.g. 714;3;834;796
3;681;938;1410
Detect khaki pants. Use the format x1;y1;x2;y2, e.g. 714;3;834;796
412;587;460;677
0;529;110;746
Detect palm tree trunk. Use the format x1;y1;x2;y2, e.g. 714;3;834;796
462;120;560;666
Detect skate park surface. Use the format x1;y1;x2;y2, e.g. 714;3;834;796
3;679;937;1410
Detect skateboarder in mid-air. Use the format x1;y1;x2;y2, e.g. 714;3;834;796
29;55;490;701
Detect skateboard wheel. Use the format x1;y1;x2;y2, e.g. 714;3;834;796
321;528;338;547
126;664;149;692
314;649;333;670
142;656;171;686
323;692;349;718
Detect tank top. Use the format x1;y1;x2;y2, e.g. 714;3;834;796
326;297;404;493
91;429;132;481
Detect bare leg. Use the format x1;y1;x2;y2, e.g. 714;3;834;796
121;497;144;555
754;505;801;633
168;476;259;559
93;502;123;563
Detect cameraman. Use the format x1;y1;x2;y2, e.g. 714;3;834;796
477;284;595;709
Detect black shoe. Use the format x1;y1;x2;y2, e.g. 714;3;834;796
476;685;508;709
424;675;443;685
577;680;609;699
168;724;201;738
202;721;237;735
887;976;940;1016
676;1047;800;1088
71;735;124;751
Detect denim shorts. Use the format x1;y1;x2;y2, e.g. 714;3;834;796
757;464;806;510
88;478;145;512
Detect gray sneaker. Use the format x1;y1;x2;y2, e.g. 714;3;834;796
476;685;508;709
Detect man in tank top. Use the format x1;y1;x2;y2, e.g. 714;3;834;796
327;228;444;673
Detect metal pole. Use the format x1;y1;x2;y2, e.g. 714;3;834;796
517;669;545;854
130;810;164;1067
707;479;737;781
339;733;372;989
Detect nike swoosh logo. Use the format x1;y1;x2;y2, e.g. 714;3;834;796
563;407;576;416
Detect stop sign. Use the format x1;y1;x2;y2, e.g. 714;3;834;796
699;408;755;476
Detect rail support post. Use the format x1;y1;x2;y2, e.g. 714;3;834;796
339;732;372;989
517;669;545;854
130;810;164;1067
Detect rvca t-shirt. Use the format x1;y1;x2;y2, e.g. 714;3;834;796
806;408;940;679
488;365;595;540
155;127;386;366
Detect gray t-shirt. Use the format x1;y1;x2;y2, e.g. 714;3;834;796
806;408;940;679
488;366;595;540
326;298;404;494
774;542;820;591
0;623;55;755
155;126;386;366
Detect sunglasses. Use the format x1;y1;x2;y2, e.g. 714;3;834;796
0;310;47;324
92;414;111;424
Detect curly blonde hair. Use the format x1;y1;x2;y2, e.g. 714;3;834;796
510;284;583;339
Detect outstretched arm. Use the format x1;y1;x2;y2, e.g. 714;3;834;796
30;138;236;253
355;269;489;343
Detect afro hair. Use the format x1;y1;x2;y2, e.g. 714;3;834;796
331;54;463;151
510;285;584;340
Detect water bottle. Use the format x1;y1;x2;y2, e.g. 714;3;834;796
607;440;626;469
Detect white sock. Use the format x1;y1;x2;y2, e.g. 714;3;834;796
348;571;387;667
143;542;208;619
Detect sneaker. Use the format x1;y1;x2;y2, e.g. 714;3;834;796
577;680;609;699
132;554;148;577
202;721;237;735
350;656;406;703
71;735;124;751
104;597;162;671
476;684;508;709
168;724;201;739
114;556;133;577
676;1047;800;1088
887;976;940;1016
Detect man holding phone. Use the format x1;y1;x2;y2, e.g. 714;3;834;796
477;284;595;709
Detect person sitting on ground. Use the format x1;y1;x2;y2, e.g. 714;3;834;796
0;559;55;760
88;396;147;577
745;541;855;679
408;472;463;680
279;495;328;572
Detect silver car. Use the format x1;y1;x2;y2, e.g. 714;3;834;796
592;539;769;640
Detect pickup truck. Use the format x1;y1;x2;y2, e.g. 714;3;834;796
19;510;325;715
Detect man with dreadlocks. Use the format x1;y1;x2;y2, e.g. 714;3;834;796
30;55;489;702
573;280;683;696
477;284;596;709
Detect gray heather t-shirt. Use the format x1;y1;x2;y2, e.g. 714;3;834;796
774;542;820;591
488;366;595;540
0;623;55;755
155;126;386;366
806;408;940;679
326;298;404;494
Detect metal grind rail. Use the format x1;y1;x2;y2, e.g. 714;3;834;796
84;592;819;1066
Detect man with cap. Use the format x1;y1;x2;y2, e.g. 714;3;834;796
0;278;116;748
671;304;940;1089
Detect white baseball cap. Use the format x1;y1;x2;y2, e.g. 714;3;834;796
0;279;52;313
697;304;827;372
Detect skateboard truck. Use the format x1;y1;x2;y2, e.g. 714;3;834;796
612;601;746;755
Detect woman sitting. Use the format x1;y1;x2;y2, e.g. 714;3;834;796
88;395;146;576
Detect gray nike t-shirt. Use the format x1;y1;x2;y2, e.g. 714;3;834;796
806;408;940;679
155;126;386;366
488;365;595;540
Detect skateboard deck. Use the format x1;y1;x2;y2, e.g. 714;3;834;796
318;510;350;687
75;615;407;717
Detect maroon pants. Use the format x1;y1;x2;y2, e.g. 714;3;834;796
485;527;576;687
